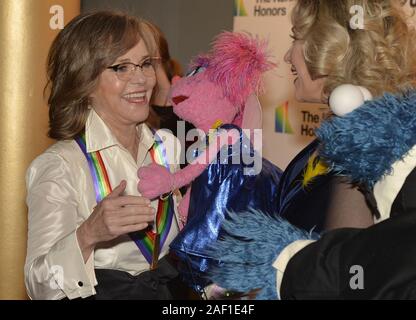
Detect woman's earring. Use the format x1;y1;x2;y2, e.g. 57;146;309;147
87;97;93;110
329;84;372;116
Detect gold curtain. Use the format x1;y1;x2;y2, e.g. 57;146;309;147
0;0;80;299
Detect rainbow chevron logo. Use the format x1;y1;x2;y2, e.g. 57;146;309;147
275;101;294;134
234;0;248;16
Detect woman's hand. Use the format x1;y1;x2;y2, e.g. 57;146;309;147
76;180;155;262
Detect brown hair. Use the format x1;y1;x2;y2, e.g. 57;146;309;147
46;11;150;140
291;0;416;99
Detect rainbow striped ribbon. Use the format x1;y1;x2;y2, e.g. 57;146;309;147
75;134;112;203
75;132;174;268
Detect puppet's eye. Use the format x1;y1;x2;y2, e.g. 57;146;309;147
186;66;206;77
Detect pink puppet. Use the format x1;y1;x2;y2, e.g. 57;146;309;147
137;31;275;228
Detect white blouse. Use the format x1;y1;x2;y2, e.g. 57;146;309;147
25;109;181;300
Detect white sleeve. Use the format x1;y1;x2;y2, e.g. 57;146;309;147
272;239;316;299
25;152;96;300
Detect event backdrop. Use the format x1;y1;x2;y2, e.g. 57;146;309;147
234;0;416;169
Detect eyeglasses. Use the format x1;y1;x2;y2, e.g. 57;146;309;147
107;57;160;81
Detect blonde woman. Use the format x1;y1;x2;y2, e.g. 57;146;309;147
278;0;416;232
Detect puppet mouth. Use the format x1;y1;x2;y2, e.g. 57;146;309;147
172;95;189;105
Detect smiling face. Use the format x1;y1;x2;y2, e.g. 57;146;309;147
284;40;325;104
170;68;238;133
90;40;156;127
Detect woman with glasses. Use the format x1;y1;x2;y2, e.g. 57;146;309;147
24;11;182;300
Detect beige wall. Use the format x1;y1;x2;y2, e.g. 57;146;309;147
82;0;234;73
0;0;80;300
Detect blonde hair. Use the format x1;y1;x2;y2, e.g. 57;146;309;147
292;0;416;98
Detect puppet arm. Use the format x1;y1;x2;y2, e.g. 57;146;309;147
138;128;240;200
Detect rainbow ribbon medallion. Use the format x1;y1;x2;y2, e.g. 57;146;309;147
75;132;174;268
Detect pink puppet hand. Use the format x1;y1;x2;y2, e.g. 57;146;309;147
137;163;174;200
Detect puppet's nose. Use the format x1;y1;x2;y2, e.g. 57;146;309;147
172;75;182;85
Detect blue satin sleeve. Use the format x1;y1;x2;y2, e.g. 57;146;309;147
169;125;282;292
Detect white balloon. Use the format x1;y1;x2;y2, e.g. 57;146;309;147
329;84;365;116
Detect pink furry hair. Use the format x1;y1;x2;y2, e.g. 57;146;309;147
191;31;275;109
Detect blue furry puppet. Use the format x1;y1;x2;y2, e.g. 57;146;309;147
205;91;416;299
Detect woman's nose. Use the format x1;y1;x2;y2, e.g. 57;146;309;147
130;68;147;84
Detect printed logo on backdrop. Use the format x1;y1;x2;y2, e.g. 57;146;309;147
275;102;330;137
300;107;330;137
234;0;248;16
275;101;293;134
235;0;295;17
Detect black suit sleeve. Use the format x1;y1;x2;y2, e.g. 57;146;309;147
280;213;416;299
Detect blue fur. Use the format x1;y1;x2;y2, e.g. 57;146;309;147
205;208;319;300
316;91;416;188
